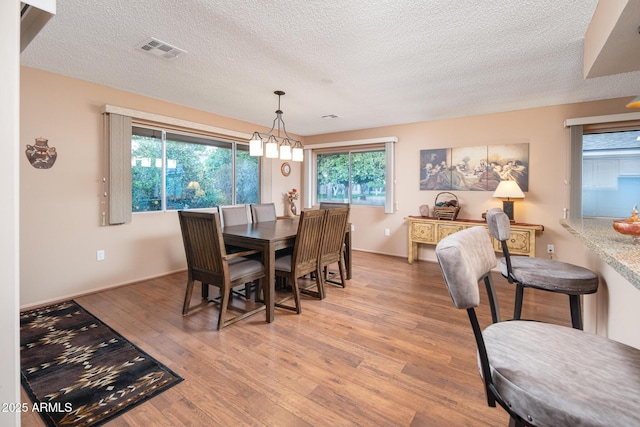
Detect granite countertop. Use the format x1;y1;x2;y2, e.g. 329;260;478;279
560;218;640;290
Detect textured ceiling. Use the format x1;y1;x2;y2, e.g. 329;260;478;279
20;0;640;136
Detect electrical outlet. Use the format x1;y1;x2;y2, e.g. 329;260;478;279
96;250;105;261
547;244;554;254
351;224;355;232
384;228;390;236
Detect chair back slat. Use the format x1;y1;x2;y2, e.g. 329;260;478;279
319;202;351;221
320;207;349;265
292;209;327;276
178;211;226;277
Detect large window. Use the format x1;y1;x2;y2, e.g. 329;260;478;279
316;149;386;206
582;129;640;218
132;126;258;212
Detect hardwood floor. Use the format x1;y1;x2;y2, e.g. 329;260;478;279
21;251;572;426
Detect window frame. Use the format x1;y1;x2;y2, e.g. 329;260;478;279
131;125;258;213
103;105;259;224
302;137;396;213
565;112;640;219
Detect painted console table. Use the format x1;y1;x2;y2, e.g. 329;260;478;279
405;216;544;263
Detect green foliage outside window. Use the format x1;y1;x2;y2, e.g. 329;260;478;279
131;127;258;212
317;150;386;206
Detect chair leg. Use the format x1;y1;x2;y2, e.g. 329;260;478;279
569;294;583;330
336;256;347;288
509;415;527;427
182;279;196;315
217;286;231;330
291;277;302;314
513;284;524;320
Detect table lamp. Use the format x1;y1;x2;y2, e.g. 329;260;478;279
493;180;525;222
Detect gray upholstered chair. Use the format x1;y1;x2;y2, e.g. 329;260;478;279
250;203;277;223
218;204;252;228
486;208;598;329
435;226;640;427
178;211;265;330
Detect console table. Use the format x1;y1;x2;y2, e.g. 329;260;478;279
405;216;544;263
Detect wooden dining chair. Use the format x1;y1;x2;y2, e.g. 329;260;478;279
485;208;598;329
250;203;277;223
273;209;327;313
319;207;350;289
435;225;640;427
178;210;265;330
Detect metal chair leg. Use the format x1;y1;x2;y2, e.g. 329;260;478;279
513;284;524;320
569;294;583;330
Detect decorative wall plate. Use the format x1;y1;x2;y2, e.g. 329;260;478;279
281;162;291;176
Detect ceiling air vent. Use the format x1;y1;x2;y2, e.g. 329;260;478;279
137;37;186;59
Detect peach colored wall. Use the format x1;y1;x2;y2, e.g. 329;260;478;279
20;67;290;307
20;66;634;316
304;98;631;266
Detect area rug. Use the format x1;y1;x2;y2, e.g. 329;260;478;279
20;300;183;427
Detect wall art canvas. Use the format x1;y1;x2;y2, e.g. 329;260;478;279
420;148;450;190
487;143;529;191
420;143;529;192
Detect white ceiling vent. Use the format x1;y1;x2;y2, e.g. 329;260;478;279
137;37;186;59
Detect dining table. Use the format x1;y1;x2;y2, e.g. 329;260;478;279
223;217;352;323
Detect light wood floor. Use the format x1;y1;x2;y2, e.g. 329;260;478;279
22;251;572;427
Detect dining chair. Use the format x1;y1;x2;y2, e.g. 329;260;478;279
319;202;351;219
218;204;252;228
485;208;598;329
435;225;640;427
178;210;265;330
250;203;277;223
318;207;350;289
273;209;327;312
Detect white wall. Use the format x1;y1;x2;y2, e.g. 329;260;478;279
1;1;21;425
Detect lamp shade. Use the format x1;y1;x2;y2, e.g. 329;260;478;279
265;136;279;158
626;96;640;108
492;180;525;199
249;132;263;156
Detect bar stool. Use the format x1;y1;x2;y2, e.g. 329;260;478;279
485;209;598;329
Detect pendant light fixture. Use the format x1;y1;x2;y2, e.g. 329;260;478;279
249;91;304;161
626;96;640;108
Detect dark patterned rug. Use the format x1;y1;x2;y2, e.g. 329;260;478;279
20;300;183;427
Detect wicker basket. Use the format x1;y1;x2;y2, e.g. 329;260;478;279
433;192;460;220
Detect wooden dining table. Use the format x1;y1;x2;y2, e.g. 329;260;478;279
223;217;352;323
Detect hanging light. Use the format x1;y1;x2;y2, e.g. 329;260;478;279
249;91;304;161
292;141;304;162
626;96;640;108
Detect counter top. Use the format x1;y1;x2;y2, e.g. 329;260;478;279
560;218;640;290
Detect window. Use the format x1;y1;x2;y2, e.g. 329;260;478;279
132;126;258;212
316;149;386;206
582;130;640;218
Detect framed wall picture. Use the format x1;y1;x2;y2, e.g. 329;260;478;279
281;162;291;177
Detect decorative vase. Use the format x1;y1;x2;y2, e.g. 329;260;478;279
289;201;297;216
25;137;57;169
